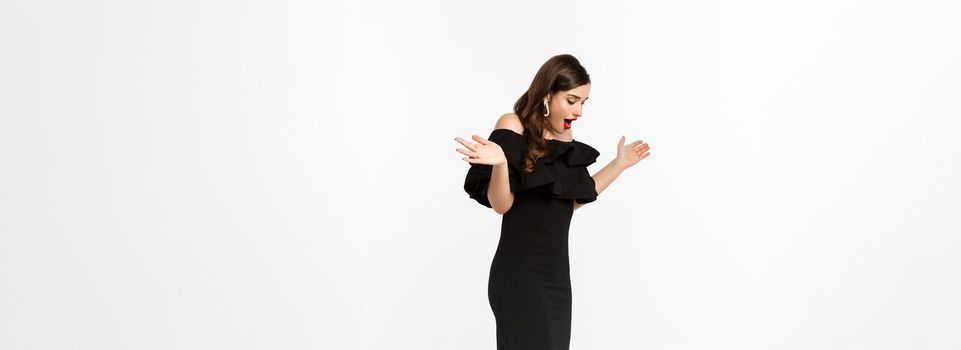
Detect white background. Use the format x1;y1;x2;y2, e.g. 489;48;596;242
2;0;959;349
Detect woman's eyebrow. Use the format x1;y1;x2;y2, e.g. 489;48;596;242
567;94;588;100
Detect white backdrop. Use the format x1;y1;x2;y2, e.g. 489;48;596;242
2;0;959;349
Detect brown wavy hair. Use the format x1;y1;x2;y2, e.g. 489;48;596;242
513;54;591;178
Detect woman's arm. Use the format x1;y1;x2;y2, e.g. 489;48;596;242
489;162;515;214
574;159;627;211
573;135;650;211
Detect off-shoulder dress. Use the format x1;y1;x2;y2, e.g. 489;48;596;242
464;128;600;350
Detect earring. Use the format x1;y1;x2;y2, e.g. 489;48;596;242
543;100;550;117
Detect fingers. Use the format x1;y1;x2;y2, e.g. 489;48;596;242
635;146;650;158
621;137;647;149
617;135;651;161
462;155;488;164
471;134;490;145
454;136;479;152
455;134;498;163
632;139;650;160
456;147;477;158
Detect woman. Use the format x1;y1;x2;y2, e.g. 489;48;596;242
454;53;651;349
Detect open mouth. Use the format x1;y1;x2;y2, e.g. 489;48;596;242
563;118;575;129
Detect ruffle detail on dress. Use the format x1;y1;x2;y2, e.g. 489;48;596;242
464;128;600;208
463;129;525;208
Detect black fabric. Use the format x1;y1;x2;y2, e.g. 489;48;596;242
462;128;600;350
464;128;600;208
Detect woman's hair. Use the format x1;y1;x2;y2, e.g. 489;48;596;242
513;54;591;177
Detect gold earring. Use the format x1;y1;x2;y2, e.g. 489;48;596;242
543;100;550;117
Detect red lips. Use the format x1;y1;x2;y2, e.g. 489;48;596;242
563;118;576;129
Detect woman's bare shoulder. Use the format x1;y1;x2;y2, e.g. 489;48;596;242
494;112;525;134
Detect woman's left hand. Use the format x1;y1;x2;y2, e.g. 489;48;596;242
614;135;651;169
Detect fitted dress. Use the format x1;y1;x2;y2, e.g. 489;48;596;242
463;128;600;350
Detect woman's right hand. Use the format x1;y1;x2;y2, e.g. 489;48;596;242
455;134;507;166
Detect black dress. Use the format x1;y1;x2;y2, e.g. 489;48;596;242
463;128;600;350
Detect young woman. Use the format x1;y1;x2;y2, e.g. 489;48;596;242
454;54;651;349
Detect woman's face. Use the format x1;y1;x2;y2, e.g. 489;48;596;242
545;83;591;134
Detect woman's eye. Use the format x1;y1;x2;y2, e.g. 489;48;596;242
568;100;576;105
